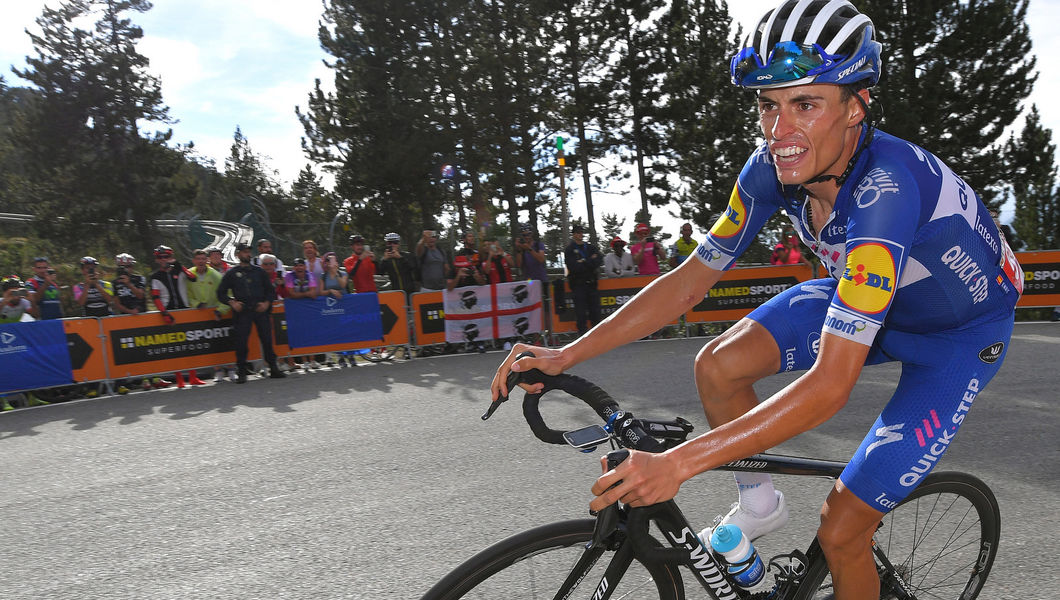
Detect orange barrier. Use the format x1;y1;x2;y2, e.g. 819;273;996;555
63;318;108;383
411;290;446;346
685;263;816;322
550;276;680;335
1016;250;1060;307
102;308;259;379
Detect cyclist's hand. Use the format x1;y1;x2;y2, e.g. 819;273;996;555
490;342;567;401
589;450;683;511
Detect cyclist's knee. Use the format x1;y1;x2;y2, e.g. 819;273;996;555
694;320;778;398
817;485;881;561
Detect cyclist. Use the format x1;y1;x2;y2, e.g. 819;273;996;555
492;2;1021;598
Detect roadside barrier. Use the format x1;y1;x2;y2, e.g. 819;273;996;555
3;251;1058;395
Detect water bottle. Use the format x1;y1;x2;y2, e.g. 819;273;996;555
709;524;771;593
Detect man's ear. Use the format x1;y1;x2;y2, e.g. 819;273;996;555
849;88;870;127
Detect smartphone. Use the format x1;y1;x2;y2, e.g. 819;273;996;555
563;424;611;450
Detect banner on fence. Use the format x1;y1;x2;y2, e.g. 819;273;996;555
685;263;815;322
549;276;678;335
0;320;73;394
63;317;108;383
1016;250;1060;307
443;281;542;343
412;291;446;346
283;293;383;349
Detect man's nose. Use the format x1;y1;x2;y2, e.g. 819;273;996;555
770;108;795;139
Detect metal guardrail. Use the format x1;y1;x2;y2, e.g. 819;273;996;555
0;213;254;265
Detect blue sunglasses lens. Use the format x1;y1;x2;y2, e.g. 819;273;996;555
732;41;829;86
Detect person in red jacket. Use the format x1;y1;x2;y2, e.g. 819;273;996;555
343;234;377;293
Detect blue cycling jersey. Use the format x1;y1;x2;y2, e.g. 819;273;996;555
694;126;1023;346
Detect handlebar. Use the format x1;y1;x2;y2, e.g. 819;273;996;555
484;352;693;453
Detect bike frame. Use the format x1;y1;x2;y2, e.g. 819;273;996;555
559;452;847;600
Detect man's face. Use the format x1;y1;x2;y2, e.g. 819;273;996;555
33;261;49;276
261;257;277;273
238;249;252;264
387;241;400;252
680;225;693;239
208;251;223;266
258;241;272;254
758;84;863;186
425;235;437;248
303;243;317;259
192;254;207;269
352;242;364;255
294;263;307;275
572;231;584;243
464;233;475;248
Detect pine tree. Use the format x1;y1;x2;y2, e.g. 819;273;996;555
1005;105;1059;250
663;0;757;231
860;0;1037;208
298;0;448;243
10;0;181;258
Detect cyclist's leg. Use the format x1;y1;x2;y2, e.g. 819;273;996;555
818;481;884;599
695;278;835;426
695;279;836;530
824;310;1014;597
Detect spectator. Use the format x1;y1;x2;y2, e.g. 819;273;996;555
415;229;450;292
187;249;235;383
447;252;485;291
149;245;205;389
251;238;285;274
630;222;665;276
770;226;813;269
669;222;698;268
73;256;116;317
378;232;418;296
448;253;487;352
26;256;63;320
344;234;377;293
302;239;325;279
0;276;49;410
285;257;322;370
259;253;287;299
455;230;479;262
1;276;33;323
111;252;148;315
513;224;547;284
480;236;515;284
217;242;286;383
206;247;229;274
603;236;636;278
563;224;603;336
319;252;348;299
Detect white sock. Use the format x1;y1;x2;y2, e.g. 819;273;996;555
734;472;777;517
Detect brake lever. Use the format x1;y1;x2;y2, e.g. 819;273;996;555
482;351;537;421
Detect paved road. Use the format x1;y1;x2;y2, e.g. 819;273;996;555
2;322;1057;599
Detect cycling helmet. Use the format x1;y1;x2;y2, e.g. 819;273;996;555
731;0;881;90
384;232;401;243
115;253;136;266
349;234;365;244
153;245;173;259
2;275;23;291
80;256;99;266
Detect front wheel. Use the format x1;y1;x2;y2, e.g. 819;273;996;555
421;519;683;600
802;471;1000;599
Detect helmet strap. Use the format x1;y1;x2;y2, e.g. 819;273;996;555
803;92;875;187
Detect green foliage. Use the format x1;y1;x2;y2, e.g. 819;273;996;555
1005;106;1059;250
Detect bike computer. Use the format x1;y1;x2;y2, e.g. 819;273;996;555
563;425;611;450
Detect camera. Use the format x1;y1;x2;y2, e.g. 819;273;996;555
86;266;96;276
646;236;655;243
116;267;129;277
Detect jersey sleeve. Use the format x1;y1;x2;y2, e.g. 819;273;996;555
693;145;783;271
823;164;920;346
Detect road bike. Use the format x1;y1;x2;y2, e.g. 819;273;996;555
421;363;1000;599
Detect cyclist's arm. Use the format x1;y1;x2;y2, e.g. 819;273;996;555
492;257;723;400
589;332;870;510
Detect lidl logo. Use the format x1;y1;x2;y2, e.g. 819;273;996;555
709;185;746;239
837;243;896;314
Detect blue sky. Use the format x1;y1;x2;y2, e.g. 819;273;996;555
1;1;1057;230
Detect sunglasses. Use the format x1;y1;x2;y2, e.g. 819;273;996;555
731;41;836;87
